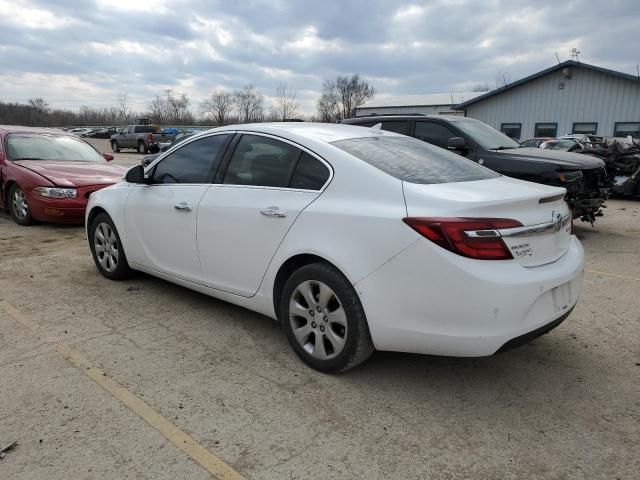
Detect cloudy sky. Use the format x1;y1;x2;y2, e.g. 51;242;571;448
0;0;638;116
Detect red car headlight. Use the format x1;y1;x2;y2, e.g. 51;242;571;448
33;187;77;199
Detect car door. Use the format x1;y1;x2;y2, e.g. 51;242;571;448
197;133;332;297
124;133;231;282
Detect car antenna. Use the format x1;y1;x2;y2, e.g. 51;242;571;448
370;123;383;131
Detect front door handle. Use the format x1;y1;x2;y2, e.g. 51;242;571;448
260;206;287;218
174;202;192;212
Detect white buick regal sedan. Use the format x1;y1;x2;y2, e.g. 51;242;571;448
86;123;584;372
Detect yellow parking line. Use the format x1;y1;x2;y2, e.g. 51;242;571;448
0;301;245;480
585;269;640;282
0;301;41;333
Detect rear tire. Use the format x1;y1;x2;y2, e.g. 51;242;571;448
8;184;34;226
111;140;120;152
280;262;375;373
137;141;148;154
89;213;132;280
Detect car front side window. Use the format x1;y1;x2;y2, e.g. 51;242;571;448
151;134;229;184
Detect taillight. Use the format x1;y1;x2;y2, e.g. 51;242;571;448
403;217;523;260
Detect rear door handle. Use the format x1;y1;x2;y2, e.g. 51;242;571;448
174;202;192;212
260;206;287;218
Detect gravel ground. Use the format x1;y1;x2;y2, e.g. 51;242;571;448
0;159;638;478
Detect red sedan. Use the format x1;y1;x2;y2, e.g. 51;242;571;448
0;126;127;225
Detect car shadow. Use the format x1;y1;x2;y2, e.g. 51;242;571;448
123;270;596;396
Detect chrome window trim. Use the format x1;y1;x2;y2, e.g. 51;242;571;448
220;131;334;192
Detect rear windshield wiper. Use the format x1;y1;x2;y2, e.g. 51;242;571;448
11;157;45;160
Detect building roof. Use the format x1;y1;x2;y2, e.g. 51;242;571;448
455;60;640;109
357;92;484;109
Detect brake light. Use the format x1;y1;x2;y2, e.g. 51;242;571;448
403;217;523;260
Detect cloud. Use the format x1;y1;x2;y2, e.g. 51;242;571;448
0;0;638;115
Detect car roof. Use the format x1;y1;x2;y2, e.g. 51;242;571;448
344;114;483;124
0;125;71;135
209;122;405;143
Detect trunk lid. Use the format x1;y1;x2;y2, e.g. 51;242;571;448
403;176;572;267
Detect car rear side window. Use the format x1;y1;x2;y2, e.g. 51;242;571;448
152;134;229;184
414;121;458;148
290;152;330;190
332;136;498;184
380;121;409;135
223;135;300;188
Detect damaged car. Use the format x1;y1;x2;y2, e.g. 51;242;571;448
342;115;610;223
537;135;640;196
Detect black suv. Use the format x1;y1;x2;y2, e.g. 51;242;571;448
342;115;609;223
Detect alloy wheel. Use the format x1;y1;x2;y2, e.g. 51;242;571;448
94;222;119;273
289;280;348;360
12;188;28;219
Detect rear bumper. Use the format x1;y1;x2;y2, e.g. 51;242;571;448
496;306;573;353
355;236;584;357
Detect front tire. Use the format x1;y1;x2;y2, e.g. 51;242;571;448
111;140;120;152
89;213;132;280
8;184;34;226
280;263;374;373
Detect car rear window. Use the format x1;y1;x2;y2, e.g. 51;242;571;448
331;136;499;184
134;126;157;133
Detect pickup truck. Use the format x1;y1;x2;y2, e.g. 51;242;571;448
110;125;175;154
342;114;610;223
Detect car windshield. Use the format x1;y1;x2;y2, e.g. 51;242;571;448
6;134;105;162
550;140;576;150
332;136;499;184
453;119;520;150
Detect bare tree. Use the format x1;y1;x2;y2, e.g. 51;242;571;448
316;90;340;122
201;90;234;126
317;74;375;121
271;82;299;121
494;71;512;89
146;91;193;125
234;85;264;123
471;82;491;92
117;93;129;124
148;95;168;124
167;92;192;123
28;97;49;113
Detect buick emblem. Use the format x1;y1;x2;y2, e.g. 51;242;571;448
552;211;563;232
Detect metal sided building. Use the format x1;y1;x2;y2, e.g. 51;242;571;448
454;60;640;140
354;92;483;117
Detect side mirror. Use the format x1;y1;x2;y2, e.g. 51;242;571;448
141;154;158;167
103;153;114;162
125;165;148;184
447;137;467;150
